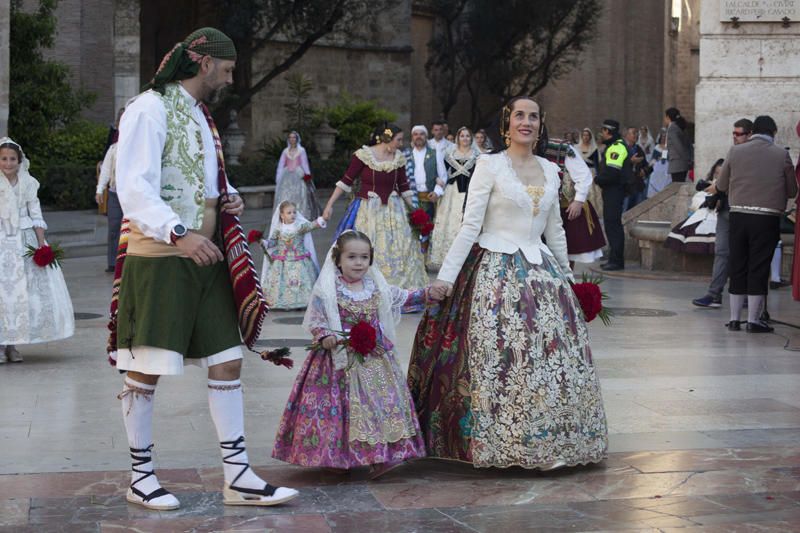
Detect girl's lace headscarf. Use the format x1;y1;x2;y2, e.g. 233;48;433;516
302;238;402;370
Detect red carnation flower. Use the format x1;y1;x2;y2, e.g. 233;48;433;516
409;208;430;228
303;174;312;182
32;245;56;268
348;321;377;356
247;230;263;244
572;282;603;323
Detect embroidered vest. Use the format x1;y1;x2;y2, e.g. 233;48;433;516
423;147;439;191
157;83;206;229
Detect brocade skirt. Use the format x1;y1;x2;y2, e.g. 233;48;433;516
408;245;608;468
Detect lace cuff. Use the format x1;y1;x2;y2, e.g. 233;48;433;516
336;181;352;193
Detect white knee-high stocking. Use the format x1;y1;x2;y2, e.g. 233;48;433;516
208;379;266;491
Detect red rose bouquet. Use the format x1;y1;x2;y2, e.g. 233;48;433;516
24;243;65;269
571;273;612;325
303;174;312;183
307;320;380;366
409;208;433;237
247;230;263;244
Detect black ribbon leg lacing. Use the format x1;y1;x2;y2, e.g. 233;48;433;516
221;436;277;497
129;444;172;502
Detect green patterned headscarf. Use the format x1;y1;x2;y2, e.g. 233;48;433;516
144;27;237;94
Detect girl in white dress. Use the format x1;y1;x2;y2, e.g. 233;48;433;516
0;138;75;362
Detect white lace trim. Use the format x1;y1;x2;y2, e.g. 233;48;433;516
336;274;376;302
354;146;406;172
493;152;559;214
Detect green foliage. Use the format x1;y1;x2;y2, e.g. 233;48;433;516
226;152;350;190
227;156;278;187
36;163;97;210
322;94;397;155
309;153;351;189
283;73;320;143
8;0;96;154
261;136;290;161
25;120;108;209
32;121;108;169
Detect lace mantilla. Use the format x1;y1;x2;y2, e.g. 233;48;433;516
354;146;406;173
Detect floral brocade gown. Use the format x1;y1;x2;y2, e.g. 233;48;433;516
408;152;608;470
260;222;319;310
272;277;427;468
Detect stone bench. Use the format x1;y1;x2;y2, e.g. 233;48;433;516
237;185;275;209
630;219;795;278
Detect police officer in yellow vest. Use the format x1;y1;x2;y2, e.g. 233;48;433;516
595;119;631;271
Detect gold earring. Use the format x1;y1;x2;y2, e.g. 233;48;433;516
504;131;511;147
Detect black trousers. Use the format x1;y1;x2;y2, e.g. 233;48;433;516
671;171;688;183
601;184;625;266
728;212;780;295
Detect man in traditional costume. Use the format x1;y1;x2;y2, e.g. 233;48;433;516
404;125;445;254
111;27;298;510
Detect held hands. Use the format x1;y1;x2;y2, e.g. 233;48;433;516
322;205;333;221
566;200;584;221
321;335;338;351
175;232;224;266
428;280;453;301
221;194;244;217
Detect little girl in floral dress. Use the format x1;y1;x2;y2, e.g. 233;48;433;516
260;200;325;310
272;230;431;476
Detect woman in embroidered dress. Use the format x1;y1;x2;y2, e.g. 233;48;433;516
408;98;608;470
0;138;75;363
427;127;479;270
273;131;321;220
540;127;606;266
260;200;326;310
578;127;602;214
322;125;427;303
273;231;429;476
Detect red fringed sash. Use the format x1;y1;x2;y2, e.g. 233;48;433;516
200;103;268;350
106;103;268;366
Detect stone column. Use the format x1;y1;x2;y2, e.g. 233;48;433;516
0;0;10;137
113;0;141;114
695;0;800;176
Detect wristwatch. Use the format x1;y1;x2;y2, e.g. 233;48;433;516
170;223;188;244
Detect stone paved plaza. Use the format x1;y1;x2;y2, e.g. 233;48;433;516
2;205;800;532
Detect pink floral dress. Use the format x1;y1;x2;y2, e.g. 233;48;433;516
272;276;427;468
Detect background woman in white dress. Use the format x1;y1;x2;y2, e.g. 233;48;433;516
273;131;321;219
0;138;74;363
427;127;479;270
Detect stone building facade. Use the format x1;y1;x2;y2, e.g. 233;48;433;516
6;0;709;154
695;0;800;177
